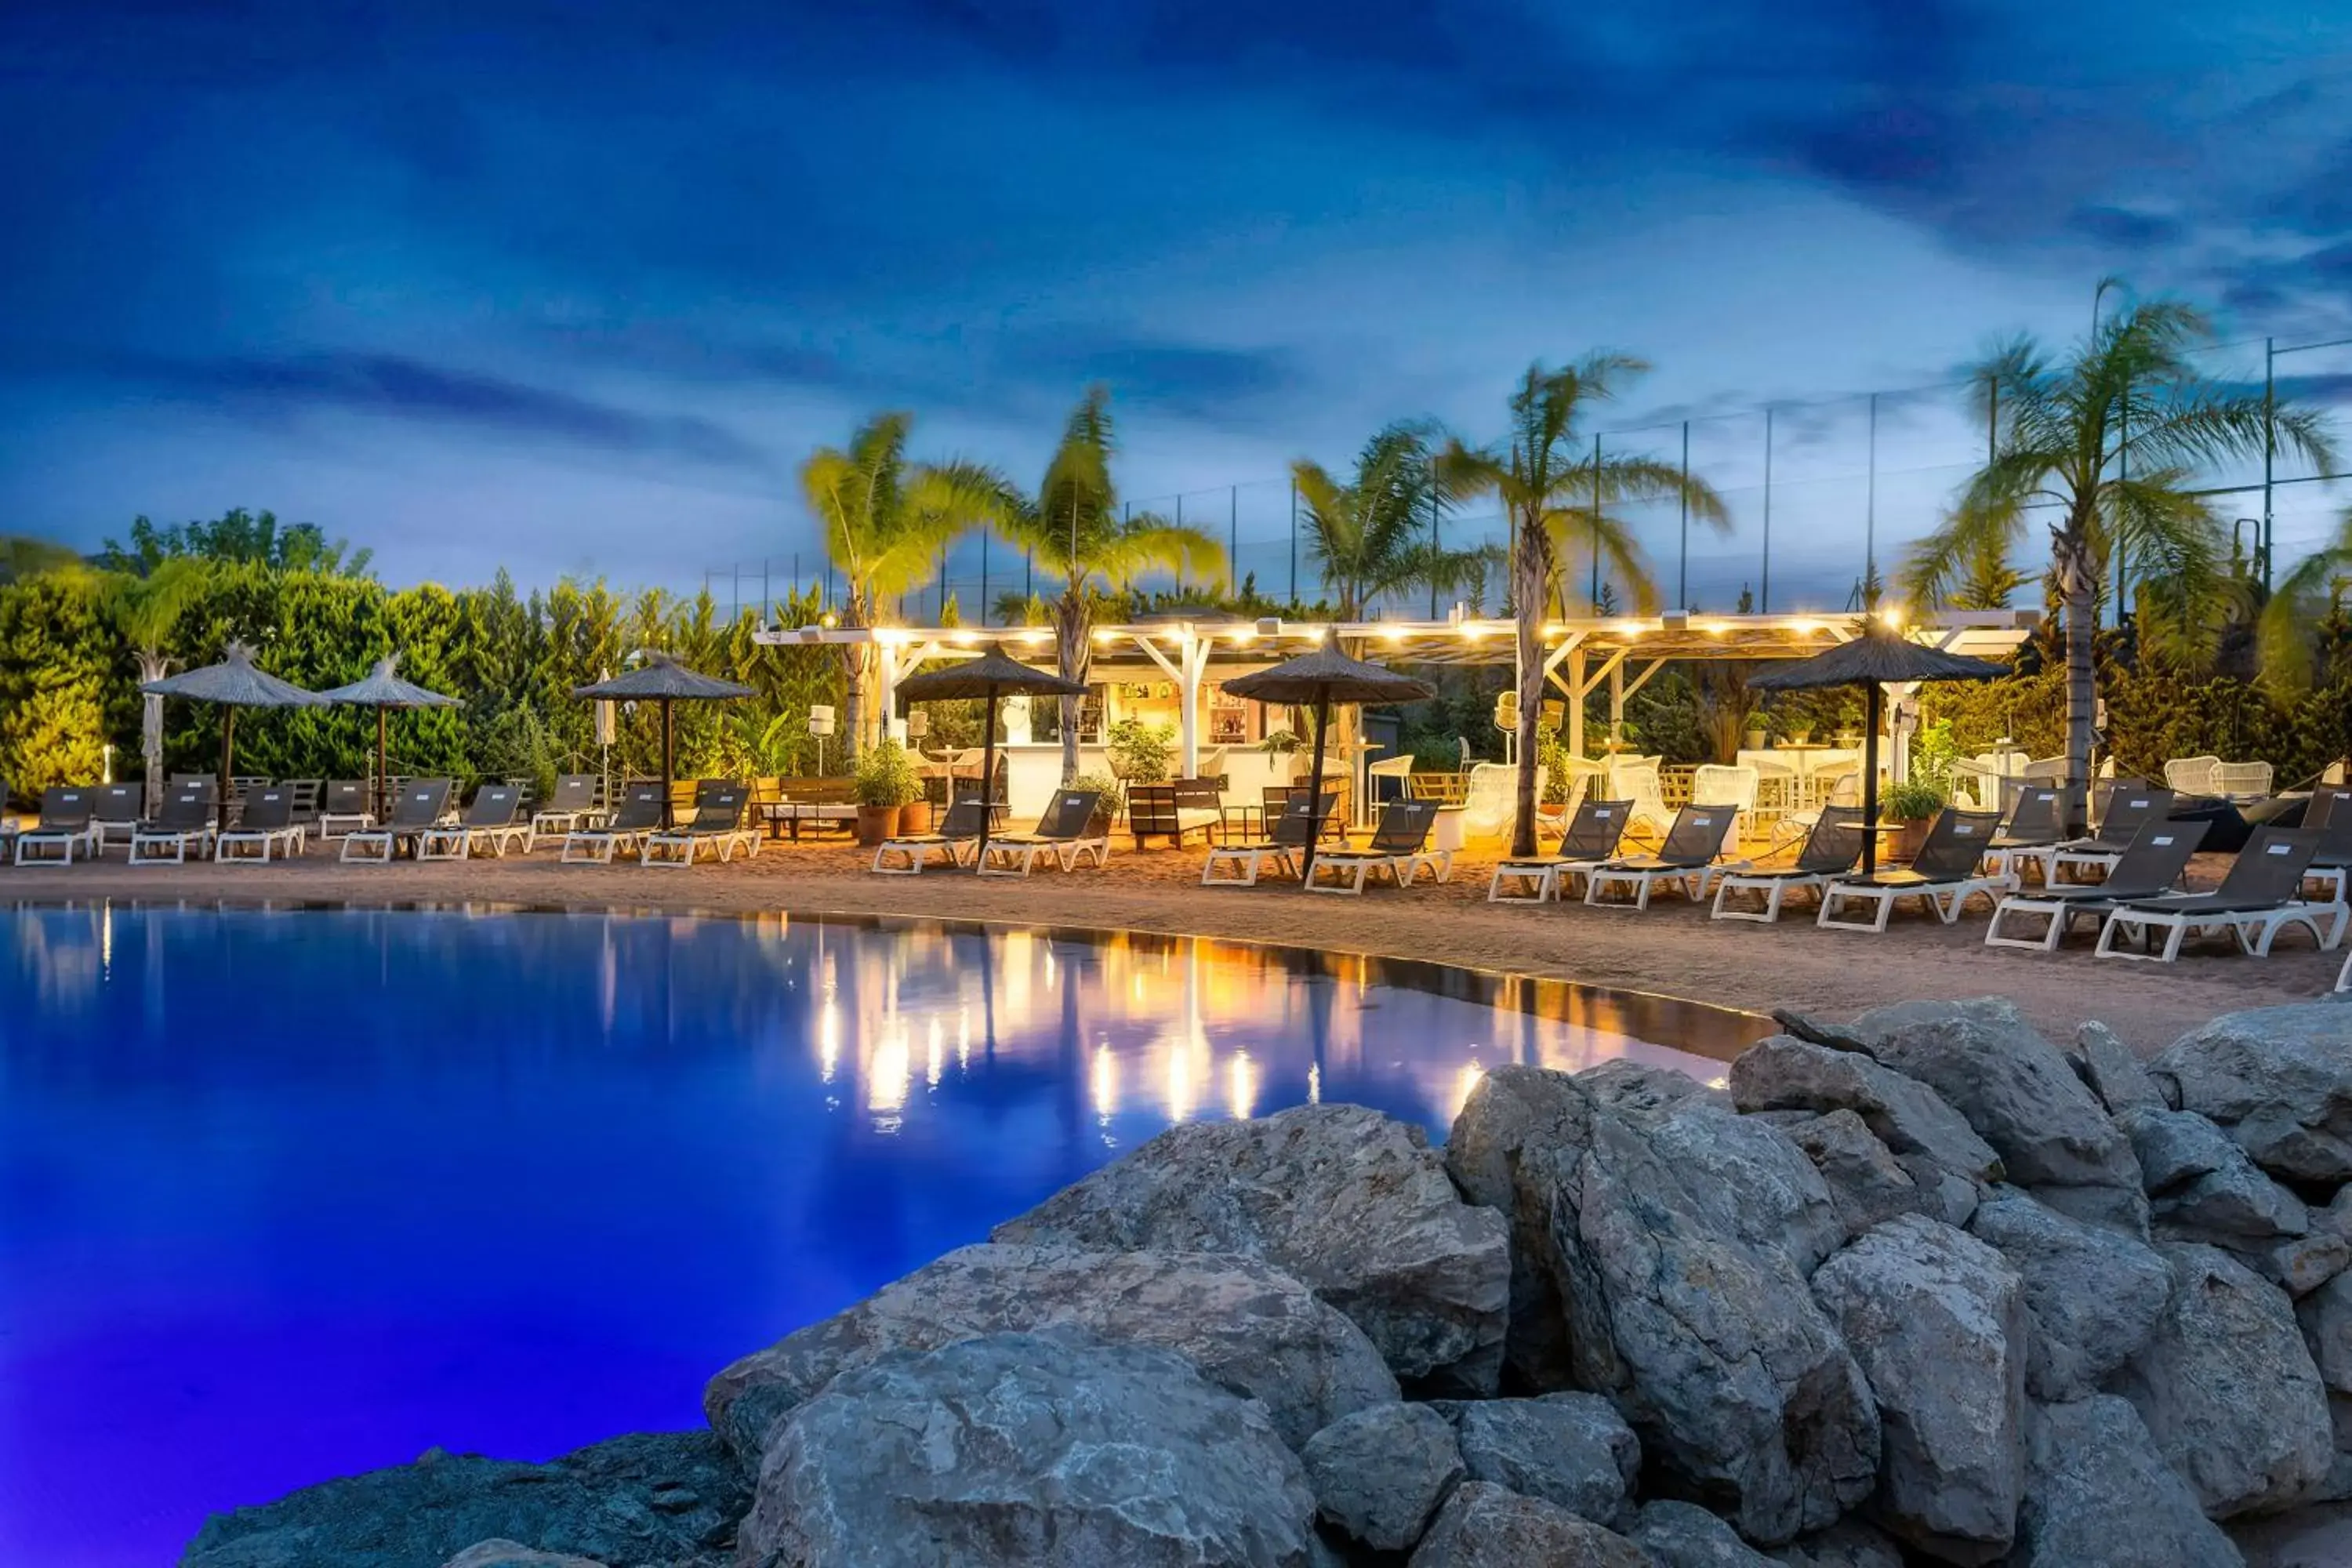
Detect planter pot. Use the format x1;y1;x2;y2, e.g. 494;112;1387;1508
855;804;901;846
1744;729;1767;751
1791;729;1813;745
1888;818;1932;863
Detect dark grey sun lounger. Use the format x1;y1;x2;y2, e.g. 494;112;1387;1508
127;781;220;865
418;784;532;860
1488;797;1634;902
529;774;602;838
2094;826;2343;962
14;786;103;865
1202;789;1335;887
872;797;993;875
1304;800;1447;893
2032;786;2176;881
1711;805;1867;922
1984;817;2210;950
977;789;1109;877
339;779;453;863
1584;804;1740;909
215;786;307;862
560;783;667;863
1982;786;2067;880
1817;808;2008;932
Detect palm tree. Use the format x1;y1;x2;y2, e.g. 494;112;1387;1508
993;387;1225;782
2257;506;2352;767
1293;423;1490;619
1904;292;2336;811
803;412;1018;758
99;558;209;811
1951;534;2032;611
1439;357;1729;856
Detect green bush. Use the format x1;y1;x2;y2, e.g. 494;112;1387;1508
851;737;921;807
1105;716;1175;782
1069;770;1125;818
1885;779;1948;821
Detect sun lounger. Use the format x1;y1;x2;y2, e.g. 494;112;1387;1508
977;789;1111;877
1202;789;1333;887
1980;786;2067;881
873;797;994;875
2030;786;2177;884
14;786;104;866
528;774;603;841
212;786;308;862
1984;818;2210;951
1305;800;1447;894
126;782;220;865
1584;804;1742;910
2093;826;2344;963
2293;800;2352;905
557;784;666;863
641;783;761;866
1816;808;2009;932
1711;805;1867;923
339;779;454;863
417;784;532;860
91;783;143;852
317;779;376;837
1487;797;1634;903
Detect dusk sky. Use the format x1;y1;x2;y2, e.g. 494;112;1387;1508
5;0;2350;610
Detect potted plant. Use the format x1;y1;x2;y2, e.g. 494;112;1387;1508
1106;716;1176;784
851;738;922;845
1743;711;1770;752
1882;779;1947;862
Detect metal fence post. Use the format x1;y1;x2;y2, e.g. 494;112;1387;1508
1760;407;1773;614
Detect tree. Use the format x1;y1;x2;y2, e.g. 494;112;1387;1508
1904;292;2336;815
1292;423;1489;619
2257;506;2352;765
802;412;1018;759
993;387;1225;782
0;535;86;586
99;557;209;810
99;508;372;576
1951;533;2032;611
1439;357;1729;856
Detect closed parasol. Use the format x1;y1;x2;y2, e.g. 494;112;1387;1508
140;641;327;831
892;647;1087;862
572;652;753;827
316;655;462;821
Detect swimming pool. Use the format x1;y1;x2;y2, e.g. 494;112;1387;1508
0;903;1766;1566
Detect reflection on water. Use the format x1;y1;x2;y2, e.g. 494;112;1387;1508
0;904;1763;1568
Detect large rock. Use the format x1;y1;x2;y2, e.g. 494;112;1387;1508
1551;1100;1878;1543
2124;1107;2311;1241
1300;1403;1463;1553
2007;1396;2241;1568
1850;999;2143;1210
737;1330;1319;1568
1728;1035;2003;1186
2068;1020;2166;1112
1966;1185;2171;1400
2113;1242;2333;1518
994;1104;1509;1392
2262;1232;2352;1298
1435;1392;1641;1530
1406;1482;1650;1568
1781;1110;1938;1240
2299;1269;2352;1395
1810;1214;2027;1564
2151;1004;2352;1184
1767;1521;1904;1567
1632;1501;1776;1566
441;1548;608;1568
182;1432;745;1568
702;1243;1396;1459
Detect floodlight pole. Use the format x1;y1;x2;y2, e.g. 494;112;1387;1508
1760;406;1773;613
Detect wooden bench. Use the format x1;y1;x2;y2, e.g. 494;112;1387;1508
1127;779;1224;848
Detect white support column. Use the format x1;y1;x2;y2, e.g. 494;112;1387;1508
875;639;942;736
1610;659;1625;748
1131;629;1211;777
1566;647;1586;758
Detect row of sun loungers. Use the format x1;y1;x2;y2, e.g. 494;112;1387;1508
871;792;1114;878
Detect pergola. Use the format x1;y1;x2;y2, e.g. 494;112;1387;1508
756;608;2041;777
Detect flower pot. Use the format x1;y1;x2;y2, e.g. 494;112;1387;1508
1791;728;1813;745
1889;818;1932;863
1744;729;1767;752
855;804;900;846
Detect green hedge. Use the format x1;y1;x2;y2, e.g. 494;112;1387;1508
0;567;846;800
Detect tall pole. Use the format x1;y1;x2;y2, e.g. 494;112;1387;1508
1174;493;1184;594
218;707;236;833
1428;463;1441;619
1229;485;1240;596
1288;478;1298;607
979;532;990;627
1860;683;1882;876
2263;336;2277;592
662;699;676;829
1677;419;1690;610
1864;392;1878;606
1299;688;1331;887
762;558;771;625
1761;407;1773;613
376;706;389;822
1588;433;1602;611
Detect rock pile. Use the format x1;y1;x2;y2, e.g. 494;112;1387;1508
182;997;2352;1568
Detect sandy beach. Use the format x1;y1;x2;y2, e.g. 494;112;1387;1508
9;836;2334;1053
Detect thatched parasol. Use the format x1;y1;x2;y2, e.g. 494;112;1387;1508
1221;634;1435;883
893;647;1086;862
572;652;754;827
140;641;327;830
317;655;462;821
1748;626;2009;873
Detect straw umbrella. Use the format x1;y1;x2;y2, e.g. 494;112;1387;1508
140;640;327;831
891;647;1087;864
1747;626;2009;874
1222;633;1434;884
572;652;754;827
316;655;463;821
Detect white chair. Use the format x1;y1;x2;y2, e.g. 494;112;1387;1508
1460;762;1517;841
2213;761;2274;800
2164;756;2222;797
1606;756;1670;844
1690;764;1760;855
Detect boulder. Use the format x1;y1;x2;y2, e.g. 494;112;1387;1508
1406;1482;1651;1568
2069;1020;2167;1112
2122;1104;2241;1192
1966;1185;2171;1400
1851;999;2143;1204
2315;1184;2352;1242
2266;1232;2352;1298
1552;1101;1878;1543
2007;1395;2241;1568
1632;1501;1776;1566
1300;1403;1463;1553
737;1330;1320;1568
702;1243;1396;1459
1728;1035;2002;1186
1781;1110;1934;1240
2125;1107;2311;1241
181;1432;745;1568
1771;1008;1877;1054
1434;1392;1641;1530
441;1547;608;1568
2151;1004;2352;1184
994;1104;1510;1392
1766;1520;1905;1568
2299;1269;2352;1395
2114;1242;2333;1518
1810;1214;2027;1563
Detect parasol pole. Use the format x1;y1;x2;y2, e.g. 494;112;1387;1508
218;706;236;833
662;697;677;829
978;682;999;866
377;705;390;822
1861;681;1882;877
1301;684;1331;885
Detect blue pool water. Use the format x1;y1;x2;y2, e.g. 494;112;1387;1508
0;904;1765;1566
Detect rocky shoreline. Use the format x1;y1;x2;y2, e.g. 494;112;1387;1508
183;996;2352;1568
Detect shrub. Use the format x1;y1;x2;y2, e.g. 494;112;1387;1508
1069;770;1125;819
1885;779;1948;821
851;736;921;807
1105;716;1175;782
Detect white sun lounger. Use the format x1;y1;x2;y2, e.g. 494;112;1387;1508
978;790;1110;877
214;786;308;862
641;785;761;866
2093;827;2344;963
1816;809;2009;933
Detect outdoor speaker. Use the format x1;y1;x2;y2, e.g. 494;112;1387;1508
808;705;836;738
